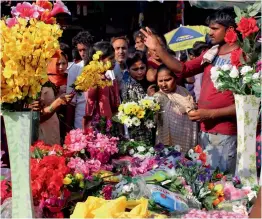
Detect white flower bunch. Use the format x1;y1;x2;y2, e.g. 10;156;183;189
210;64;261;97
129;145;155;160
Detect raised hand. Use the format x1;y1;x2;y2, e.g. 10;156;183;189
140;27;161;51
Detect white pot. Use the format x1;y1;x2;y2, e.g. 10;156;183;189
234;94;261;186
2;111;34;218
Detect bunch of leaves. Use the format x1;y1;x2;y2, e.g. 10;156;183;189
160;176;188;196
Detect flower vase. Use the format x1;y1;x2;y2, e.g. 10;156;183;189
2;111;34;218
234;94;260;186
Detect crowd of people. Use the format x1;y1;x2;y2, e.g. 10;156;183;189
19;8;260;176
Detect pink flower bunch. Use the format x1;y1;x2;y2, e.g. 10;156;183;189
182;209;247;218
87;133;118;164
67;157;112;177
64;129;89;152
7;0;70;27
11;2;40;20
223;182;246;201
129;157;157;176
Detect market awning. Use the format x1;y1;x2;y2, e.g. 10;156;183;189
188;0;258;9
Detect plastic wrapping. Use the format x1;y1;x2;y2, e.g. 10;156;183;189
146;184;189;213
112;177;151;199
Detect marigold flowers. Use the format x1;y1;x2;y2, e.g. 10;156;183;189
73;51;112;92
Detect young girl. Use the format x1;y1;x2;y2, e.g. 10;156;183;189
83;41;120;133
154;64;198;153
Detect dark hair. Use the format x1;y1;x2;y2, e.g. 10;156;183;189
188;49;194;56
72;48;82;62
126;51;147;69
180;51;188;62
192;41;210;57
111;36;129;45
84;41;114;65
156;64;177;79
206;8;236;29
133;30;145;41
72;31;94;48
59;42;72;61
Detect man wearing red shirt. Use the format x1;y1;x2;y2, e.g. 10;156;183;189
141;9;238;174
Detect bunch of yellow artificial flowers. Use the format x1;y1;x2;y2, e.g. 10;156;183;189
72;51;112;92
0;18;62;104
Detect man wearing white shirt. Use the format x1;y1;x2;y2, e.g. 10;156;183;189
66;31;94;130
111;36;129;91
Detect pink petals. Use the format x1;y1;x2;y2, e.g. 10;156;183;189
182;209;248;219
8;0;70;25
11;2;39;20
50;0;71;17
5;17;18;28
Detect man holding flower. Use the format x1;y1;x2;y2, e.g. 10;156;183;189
140;8;244;174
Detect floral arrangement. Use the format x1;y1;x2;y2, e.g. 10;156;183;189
0;0;70;106
118;139;156;160
210;2;261;97
72;51;112;92
116;96;160;128
182;209;247;219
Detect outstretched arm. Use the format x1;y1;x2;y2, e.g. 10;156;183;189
140;27;204;77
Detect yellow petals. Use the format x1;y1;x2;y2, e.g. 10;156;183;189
137;110;145;119
75;173;84;181
63;177;72;185
1;18;63;103
74;50;112;91
71;197;152;218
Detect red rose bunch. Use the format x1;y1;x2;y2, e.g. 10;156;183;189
237;17;259;39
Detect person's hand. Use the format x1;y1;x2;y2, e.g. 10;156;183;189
188;109;215;121
29;99;44;111
140;27;161;51
59;93;74;105
147;84;157;96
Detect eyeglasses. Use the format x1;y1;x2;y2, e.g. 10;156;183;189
131;66;146;71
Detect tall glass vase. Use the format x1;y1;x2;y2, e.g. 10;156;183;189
234;94;260;186
2;111;34;218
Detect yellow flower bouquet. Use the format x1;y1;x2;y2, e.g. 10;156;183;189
0;0;70;109
72;51;112;92
116;97;160;129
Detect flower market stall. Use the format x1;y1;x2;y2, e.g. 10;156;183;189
1;1;261;218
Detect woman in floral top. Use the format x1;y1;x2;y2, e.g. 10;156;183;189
121;51;152;143
121;51;150;102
